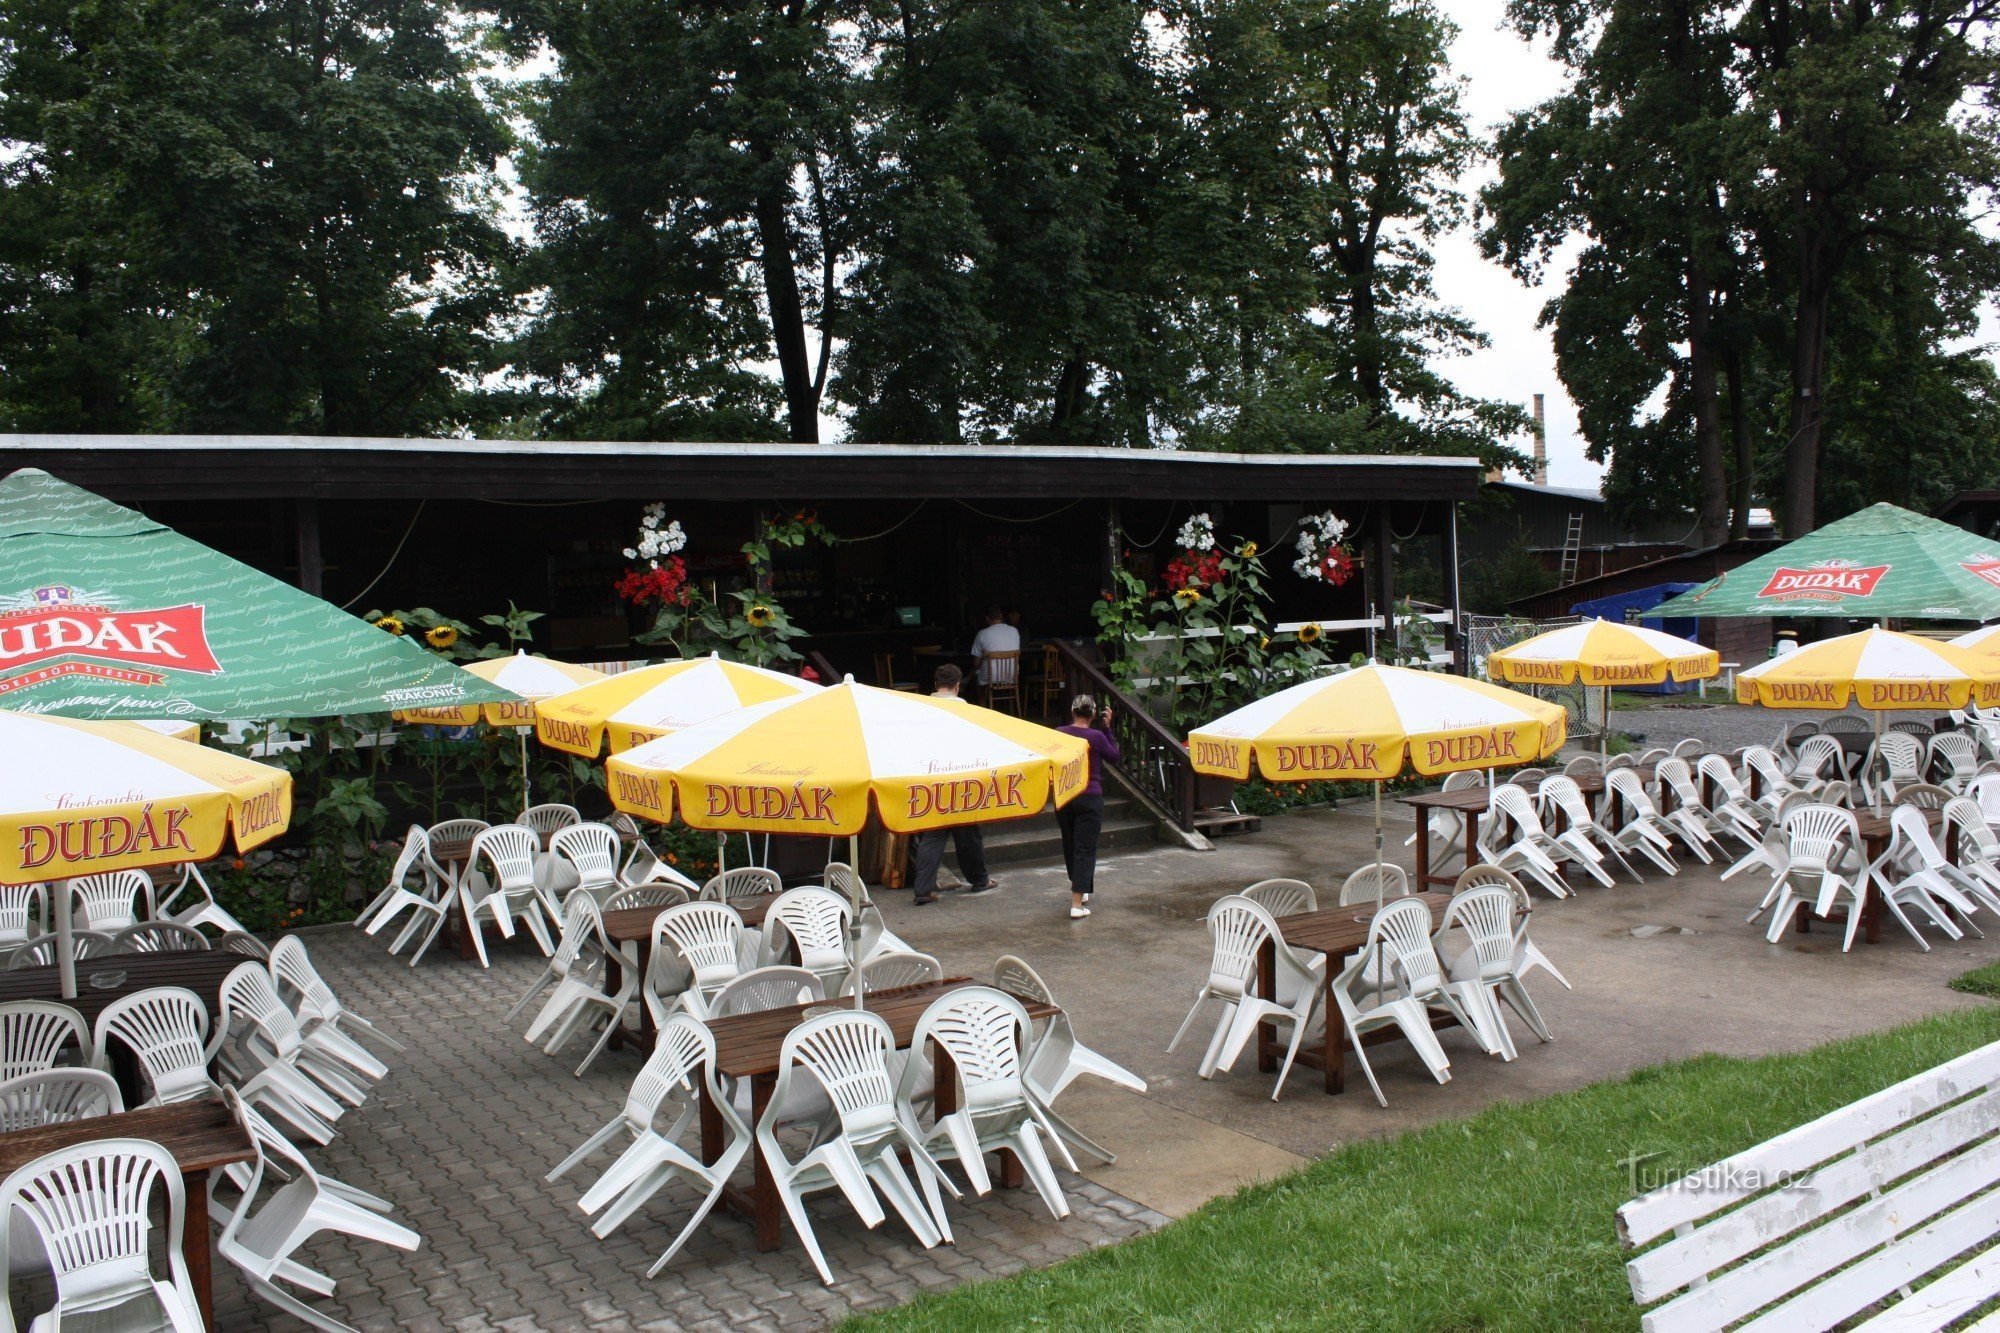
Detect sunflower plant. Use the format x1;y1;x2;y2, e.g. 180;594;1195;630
630;509;827;668
362;606;481;662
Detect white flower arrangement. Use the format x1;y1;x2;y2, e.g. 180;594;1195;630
623;502;688;568
1176;512;1216;552
1293;510;1352;581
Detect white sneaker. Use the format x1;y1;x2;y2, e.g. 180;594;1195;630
1069;905;1091;919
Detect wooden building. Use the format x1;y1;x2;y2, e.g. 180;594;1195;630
0;435;1483;674
1507;538;1784;664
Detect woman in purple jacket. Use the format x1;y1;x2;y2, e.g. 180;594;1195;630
1056;694;1122;919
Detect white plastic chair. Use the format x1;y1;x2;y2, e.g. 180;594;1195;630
1329;898;1457;1108
269;935;405;1079
0;1068;120;1132
1477;784;1584;898
112;922;210;954
0;885;45;952
1859;806;1980;952
1170;895;1325;1100
1863;731;1925;806
217;963;356;1134
897;986;1076;1234
1561;755;1601;780
760;887;853;984
1671;737;1705;757
513;894;633;1077
1726;790;1816;889
840;951;944;996
1433;883;1545;1059
91;988;224;1107
519;802;582;840
0;1002;88;1083
361;827;450;964
619;842;702;896
421;817;490;892
1337;863;1409;905
214;1089;420;1332
1944;797;2000;907
154;863;249;937
1752;804;1863;946
1696;755;1772;845
601;883;689;914
460;825;558;965
708;965;824;1017
0;1138;202;1333
64;870;153;932
1741;746;1806;808
700;866;783;905
1787;735;1844;792
1242;878;1317;917
993;954;1144;1167
1451;864;1570;992
757;1009;954;1285
1537;775;1642;882
1649;757;1729;861
645;902;746;1023
549;1014;751;1277
5;932;115;970
1603;768;1688;871
551;824;623;905
1403;770;1483;868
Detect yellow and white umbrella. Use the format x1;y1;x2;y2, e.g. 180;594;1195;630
394;652;607;728
1189;665;1568;908
606;679;1088;836
536;655;820;758
395;652;609;806
1487;617;1718;753
118;719;202;744
1949;622;2000;659
1734;628;2000;711
1486;618;1718;687
608;678;1088;1006
0;710;293;997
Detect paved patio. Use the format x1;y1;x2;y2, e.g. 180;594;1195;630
198;791;2000;1330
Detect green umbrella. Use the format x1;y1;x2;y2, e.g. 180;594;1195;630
0;469;517;719
1653;502;2000;621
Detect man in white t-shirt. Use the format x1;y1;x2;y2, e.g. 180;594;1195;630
970;605;1021;686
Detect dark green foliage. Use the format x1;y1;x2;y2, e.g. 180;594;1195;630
0;0;517;434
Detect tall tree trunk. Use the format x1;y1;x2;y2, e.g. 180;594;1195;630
1726;345;1753;541
1781;236;1832;534
1685;263;1730;547
1050;355;1089;434
1349;256;1386;414
753;179;820;444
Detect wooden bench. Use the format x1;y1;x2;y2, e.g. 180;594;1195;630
1619;1039;2000;1332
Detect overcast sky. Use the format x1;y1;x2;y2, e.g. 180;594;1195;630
1429;0;1604;489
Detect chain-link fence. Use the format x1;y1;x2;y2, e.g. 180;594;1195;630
1462;613;1603;744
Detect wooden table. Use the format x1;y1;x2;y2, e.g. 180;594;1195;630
1399;766;1663;890
1259;892;1457;1094
701;978;1060;1251
0;1098;253;1329
600;893;783;1048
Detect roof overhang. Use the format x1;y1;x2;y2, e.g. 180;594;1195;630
0;435;1485;504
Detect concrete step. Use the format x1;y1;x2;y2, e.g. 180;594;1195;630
945;798;1156;871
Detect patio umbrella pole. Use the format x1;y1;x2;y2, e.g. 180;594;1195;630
56;878;75;1000
1601;685;1610;757
517;728;531;811
1373;779;1386;915
848;832;865;1011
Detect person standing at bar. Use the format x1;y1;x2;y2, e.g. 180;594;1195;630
1056;693;1121;919
907;664;997;905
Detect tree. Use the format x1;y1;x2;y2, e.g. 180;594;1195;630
507;0;854;443
1170;0;1527;466
1490;0;2000;536
0;0;517;435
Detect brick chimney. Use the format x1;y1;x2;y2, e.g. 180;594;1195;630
1532;393;1548;486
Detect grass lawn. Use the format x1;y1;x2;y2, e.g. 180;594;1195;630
848;1001;2000;1332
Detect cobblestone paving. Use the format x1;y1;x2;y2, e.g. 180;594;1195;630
198;926;1166;1331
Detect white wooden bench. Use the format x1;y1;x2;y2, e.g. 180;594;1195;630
1619;1038;2000;1332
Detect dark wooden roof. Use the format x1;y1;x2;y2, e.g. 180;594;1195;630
0;435;1482;504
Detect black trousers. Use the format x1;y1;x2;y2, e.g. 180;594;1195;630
909;825;988;899
1057;793;1104;896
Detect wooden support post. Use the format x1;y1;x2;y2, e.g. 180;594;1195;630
294;497;323;597
1374;505;1396;662
1442;502;1464;674
1104;499;1122;589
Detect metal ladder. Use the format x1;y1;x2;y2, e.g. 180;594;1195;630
1558;512;1584;584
